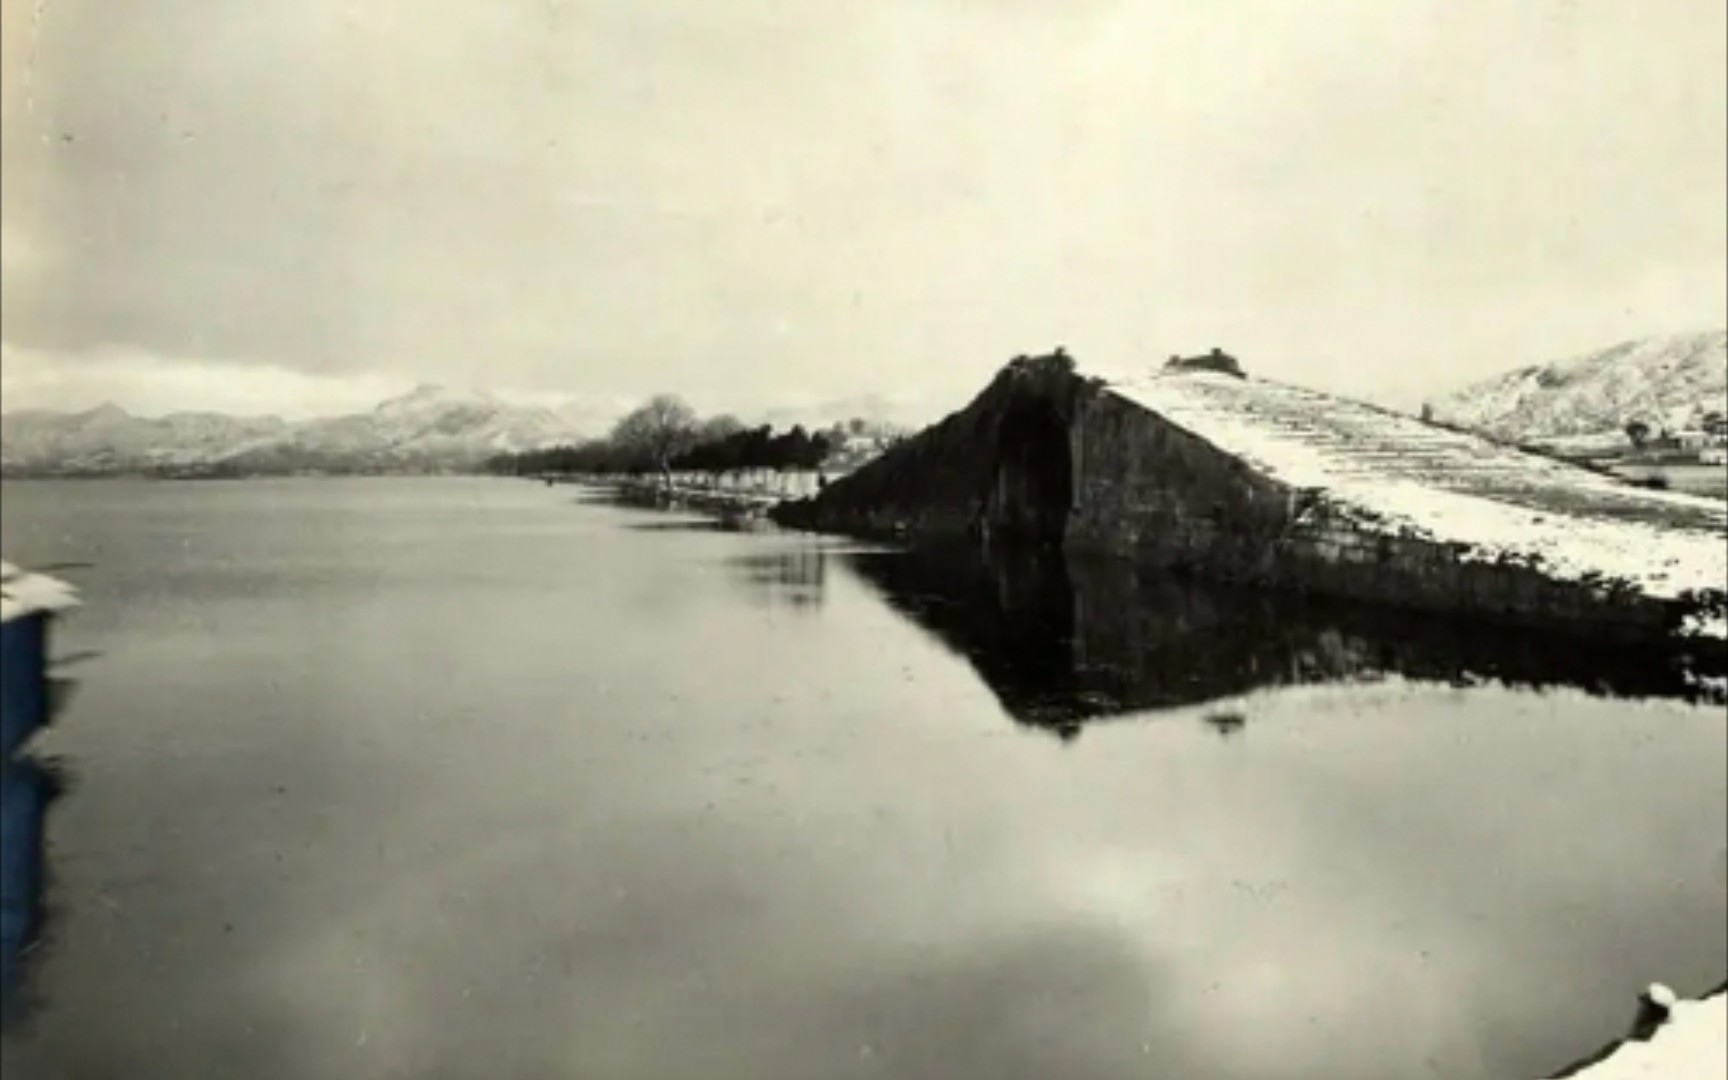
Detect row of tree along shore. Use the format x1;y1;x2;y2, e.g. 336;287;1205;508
485;394;905;480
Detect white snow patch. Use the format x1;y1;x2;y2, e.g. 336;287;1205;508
1551;994;1726;1080
0;560;80;623
1682;610;1728;641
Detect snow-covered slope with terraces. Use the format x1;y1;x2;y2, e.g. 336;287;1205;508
1108;370;1728;637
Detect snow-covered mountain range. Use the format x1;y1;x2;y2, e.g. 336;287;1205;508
0;385;590;476
1428;329;1727;444
12;330;1720;476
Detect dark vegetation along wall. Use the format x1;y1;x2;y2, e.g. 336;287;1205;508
773;352;1719;648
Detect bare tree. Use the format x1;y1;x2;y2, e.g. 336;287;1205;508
611;394;699;479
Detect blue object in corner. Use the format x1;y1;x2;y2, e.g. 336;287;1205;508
1;613;51;761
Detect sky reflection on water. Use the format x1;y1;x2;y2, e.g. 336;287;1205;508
0;479;1721;1080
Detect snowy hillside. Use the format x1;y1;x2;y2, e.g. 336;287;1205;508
0;385;586;476
0;405;289;473
1429;330;1727;442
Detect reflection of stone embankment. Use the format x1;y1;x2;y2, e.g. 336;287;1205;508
575;470;832;518
730;548;830;613
837;543;1724;739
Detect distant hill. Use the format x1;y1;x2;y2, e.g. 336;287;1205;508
0;385;588;477
1428;329;1727;444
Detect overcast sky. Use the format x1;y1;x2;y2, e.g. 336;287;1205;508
2;1;1724;421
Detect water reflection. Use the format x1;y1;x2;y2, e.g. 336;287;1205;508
839;543;1722;736
730;549;829;612
1201;710;1247;738
570;486;778;533
627;517;776;535
0;480;1720;1080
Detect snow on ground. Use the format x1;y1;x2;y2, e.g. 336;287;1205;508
1551;994;1726;1080
1108;372;1727;636
666;469;826;501
0;561;79;624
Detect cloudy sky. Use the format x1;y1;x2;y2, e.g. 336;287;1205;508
2;1;1724;421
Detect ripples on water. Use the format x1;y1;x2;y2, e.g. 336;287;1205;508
0;478;1723;1080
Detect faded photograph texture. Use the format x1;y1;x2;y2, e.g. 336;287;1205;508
2;3;1725;1079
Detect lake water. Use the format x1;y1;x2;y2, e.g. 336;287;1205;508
1;477;1723;1080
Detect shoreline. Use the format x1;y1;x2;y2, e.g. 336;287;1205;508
546;469;1728;676
1547;986;1727;1079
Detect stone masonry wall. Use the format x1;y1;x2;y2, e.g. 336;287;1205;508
1065;390;1295;571
774;363;1706;646
1270;525;1684;640
1061;390;1684;639
776;354;1094;541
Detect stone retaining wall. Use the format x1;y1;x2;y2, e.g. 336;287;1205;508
1056;393;1685;640
770;359;1718;648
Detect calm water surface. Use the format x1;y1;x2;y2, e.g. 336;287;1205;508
1;478;1723;1080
